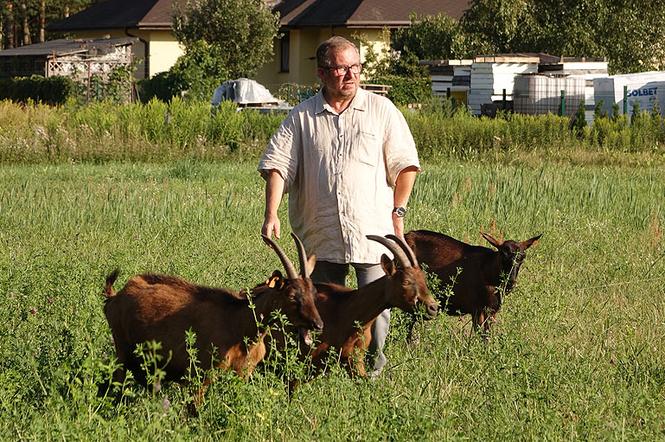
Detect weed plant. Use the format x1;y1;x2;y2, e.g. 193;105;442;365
0;161;663;439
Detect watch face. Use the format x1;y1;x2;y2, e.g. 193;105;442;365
394;206;407;217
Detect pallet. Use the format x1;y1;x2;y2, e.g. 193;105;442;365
361;83;392;96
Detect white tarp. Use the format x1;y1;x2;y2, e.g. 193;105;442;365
211;78;285;107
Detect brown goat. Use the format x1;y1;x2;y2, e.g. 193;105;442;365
305;234;439;377
102;234;323;397
404;229;541;336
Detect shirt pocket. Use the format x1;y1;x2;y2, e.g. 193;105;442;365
354;129;380;166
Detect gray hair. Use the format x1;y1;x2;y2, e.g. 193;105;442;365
316;36;359;68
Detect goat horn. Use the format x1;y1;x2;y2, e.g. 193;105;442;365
385;234;419;268
261;234;299;281
290;232;310;278
366;234;411;268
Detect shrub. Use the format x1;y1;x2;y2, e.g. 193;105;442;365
137;72;185;103
0;75;79;105
276;83;319;106
571;103;587;138
372;74;432;106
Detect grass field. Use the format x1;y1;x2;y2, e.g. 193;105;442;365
1;159;664;440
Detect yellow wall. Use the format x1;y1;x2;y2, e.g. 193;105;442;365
254;27;390;93
146;31;184;77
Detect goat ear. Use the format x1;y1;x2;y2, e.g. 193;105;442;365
481;232;502;249
380;254;396;276
522;234;542;250
266;270;285;289
305;254;316;278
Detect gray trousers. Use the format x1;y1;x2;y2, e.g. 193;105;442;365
310;261;390;376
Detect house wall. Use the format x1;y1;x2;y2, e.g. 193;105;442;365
63;26;388;88
254;27;390;93
145;31;184;78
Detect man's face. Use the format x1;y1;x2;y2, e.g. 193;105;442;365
317;46;361;100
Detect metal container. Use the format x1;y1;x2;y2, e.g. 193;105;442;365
513;74;586;117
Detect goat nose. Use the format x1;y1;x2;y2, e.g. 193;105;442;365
427;303;439;317
314;319;324;331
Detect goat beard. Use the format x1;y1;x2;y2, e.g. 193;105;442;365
299;328;314;346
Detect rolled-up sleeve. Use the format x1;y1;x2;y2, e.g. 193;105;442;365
383;105;420;187
258;110;301;192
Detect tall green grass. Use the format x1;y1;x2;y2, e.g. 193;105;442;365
0;99;282;163
2;99;665;165
1;161;663;439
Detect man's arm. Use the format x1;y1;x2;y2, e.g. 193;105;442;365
392;166;419;238
262;169;286;238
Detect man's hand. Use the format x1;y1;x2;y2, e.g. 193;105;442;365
262;212;281;238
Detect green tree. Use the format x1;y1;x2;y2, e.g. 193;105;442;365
526;0;605;58
461;0;665;73
356;28;432;105
172;0;279;80
392;13;472;61
168;40;228;100
460;0;536;53
598;0;665;73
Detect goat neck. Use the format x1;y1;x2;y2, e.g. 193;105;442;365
329;277;391;329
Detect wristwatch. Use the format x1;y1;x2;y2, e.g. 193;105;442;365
392;206;407;217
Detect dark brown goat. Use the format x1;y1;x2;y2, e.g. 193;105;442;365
405;230;541;335
306;234;439;377
102;234;323;396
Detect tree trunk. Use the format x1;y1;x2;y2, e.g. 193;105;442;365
20;1;31;46
7;2;15;48
39;0;45;42
0;7;4;50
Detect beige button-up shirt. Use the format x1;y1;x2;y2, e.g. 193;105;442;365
258;88;419;264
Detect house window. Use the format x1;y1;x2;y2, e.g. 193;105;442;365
280;31;290;73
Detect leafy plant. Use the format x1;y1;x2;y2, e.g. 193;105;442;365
134;341;169;396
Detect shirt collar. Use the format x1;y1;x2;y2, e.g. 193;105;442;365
315;87;368;115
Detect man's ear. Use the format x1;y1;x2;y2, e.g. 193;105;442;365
380;254;396;276
316;67;326;83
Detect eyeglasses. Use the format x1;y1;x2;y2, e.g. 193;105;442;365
323;63;362;76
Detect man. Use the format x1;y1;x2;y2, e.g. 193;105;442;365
258;36;419;377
